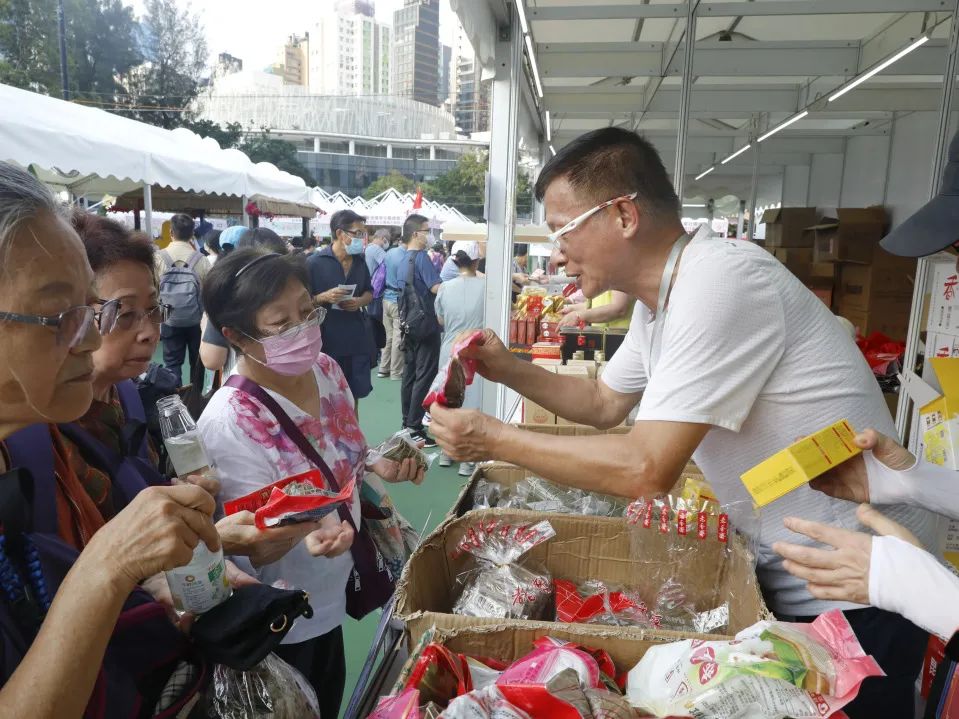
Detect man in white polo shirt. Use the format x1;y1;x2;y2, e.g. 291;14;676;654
430;127;936;718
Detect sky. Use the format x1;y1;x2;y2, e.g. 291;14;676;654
130;0;458;74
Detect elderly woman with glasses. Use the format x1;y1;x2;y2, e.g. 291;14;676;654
197;248;424;717
0;161;224;717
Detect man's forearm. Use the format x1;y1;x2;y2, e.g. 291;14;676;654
492;426;671;498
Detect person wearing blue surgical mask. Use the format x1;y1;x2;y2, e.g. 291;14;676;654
306;209;376;410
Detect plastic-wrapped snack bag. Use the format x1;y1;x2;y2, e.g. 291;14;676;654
499;476;624;517
369;429;436;474
423;330;485;409
451;519;555;620
626;609;883;719
208;653;320;719
223;470;354;529
471;478;502;510
403;642;503;707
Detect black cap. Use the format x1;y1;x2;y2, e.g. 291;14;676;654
881;130;959;257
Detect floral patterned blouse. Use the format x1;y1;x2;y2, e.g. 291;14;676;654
197;354;364;643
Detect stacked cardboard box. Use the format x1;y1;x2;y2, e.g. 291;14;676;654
762;207;834;305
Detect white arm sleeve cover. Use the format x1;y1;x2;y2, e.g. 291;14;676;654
870;535;959;640
866;450;959;520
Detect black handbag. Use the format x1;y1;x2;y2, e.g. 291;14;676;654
190;584;312;671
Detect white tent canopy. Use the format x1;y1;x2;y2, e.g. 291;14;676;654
0;83;315;209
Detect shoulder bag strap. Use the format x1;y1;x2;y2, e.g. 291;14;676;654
3;425;58;535
159;250;174;271
405;252;416;287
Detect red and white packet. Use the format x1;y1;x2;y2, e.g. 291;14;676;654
223;469;355;529
422;330;486;409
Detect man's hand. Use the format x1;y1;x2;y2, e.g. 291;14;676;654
430;403;504;462
370;456;425;485
773;504;921;604
339;298;361;312
216;511;326;568
809;429;916;504
558;310;584;328
456;329;515;384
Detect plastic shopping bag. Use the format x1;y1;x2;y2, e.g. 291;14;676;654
208;653;319;719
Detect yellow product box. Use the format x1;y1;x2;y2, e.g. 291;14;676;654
918;358;959;469
740;420;860;507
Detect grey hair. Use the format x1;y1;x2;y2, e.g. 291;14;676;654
0;161;67;272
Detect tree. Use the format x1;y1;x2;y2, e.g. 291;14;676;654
239;130;314;185
361;170;421;199
120;0;206;129
0;0;140;98
180;119;243;148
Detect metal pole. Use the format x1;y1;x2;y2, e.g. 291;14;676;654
747;142;761;242
897;4;959;445
481;16;523;421
57;0;69;100
736;200;746;240
242;194;250;226
672;1;698;200
143;183;153;239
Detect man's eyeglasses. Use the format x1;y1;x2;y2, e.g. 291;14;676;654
111;303;172;332
347;229;369;240
0;298;122;349
546;192;639;249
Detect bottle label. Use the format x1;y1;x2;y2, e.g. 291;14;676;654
165;553;231;614
164;432;211;477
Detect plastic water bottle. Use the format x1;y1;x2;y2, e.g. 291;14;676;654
156;396;230;613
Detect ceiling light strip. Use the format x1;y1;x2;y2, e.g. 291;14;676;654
757;111;809;143
721;143;752;164
545;110;552;142
695;167;715;180
829;36;929;102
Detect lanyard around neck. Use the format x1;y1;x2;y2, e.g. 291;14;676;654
648;234;692;378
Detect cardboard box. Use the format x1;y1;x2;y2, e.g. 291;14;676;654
810;262;836;280
810;207;888;264
761;207;817;248
740;420;861;506
522;364;556;425
806;282;833;308
927;259;959;335
928;333;959;359
834;256;916;313
838;296;912;340
394;509;770;648
564;359;598;379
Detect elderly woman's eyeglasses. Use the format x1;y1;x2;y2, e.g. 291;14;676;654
0;298;122;349
111;303;172;333
261;306;327;341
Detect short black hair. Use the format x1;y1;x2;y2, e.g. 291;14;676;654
452;250;476;268
234;226;288;255
403;213;429;242
535;128;680;220
202;248;310;347
203;229;222;255
514;243;529;258
330;209;366;238
170;213;195;241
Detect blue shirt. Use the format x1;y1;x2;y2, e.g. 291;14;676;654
307;247;374;358
365;243;386;276
383;246;408;303
403;250;442;328
440;256;459;282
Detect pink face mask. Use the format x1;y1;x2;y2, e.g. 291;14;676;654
254;323;323;376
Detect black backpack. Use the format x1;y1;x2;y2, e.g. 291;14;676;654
398;251;437;341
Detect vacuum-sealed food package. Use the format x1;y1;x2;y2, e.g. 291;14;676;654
208;653;319;719
223;470;354;529
451;519;555;620
626;609;883;719
423;330;485;409
368;429;436;474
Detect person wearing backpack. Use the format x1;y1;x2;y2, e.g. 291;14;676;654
155;213;210;385
397;214;442;447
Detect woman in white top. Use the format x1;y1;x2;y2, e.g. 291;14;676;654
774;428;959;645
434;244;486;476
197;248;424;719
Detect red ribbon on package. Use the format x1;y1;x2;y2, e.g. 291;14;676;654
423;330;486;409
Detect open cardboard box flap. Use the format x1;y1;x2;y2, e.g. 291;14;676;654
394;508;770;650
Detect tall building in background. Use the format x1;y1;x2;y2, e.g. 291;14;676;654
392;0;440;106
213;53;243;81
308;0;391;96
271;34;309;85
452;28;490;135
437;43;452;107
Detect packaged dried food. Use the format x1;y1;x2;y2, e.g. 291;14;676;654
423;330;485;409
208;653;319;719
368;429;436;474
222;470;354;529
626;609;883;719
451;520;556;621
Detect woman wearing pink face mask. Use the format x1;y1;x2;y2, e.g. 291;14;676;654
197;248;424;718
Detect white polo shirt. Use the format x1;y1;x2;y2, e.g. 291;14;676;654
601;229;937;616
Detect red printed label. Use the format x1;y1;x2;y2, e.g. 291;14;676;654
659;504;669;533
643;502;653;529
718;514;729;543
677;509;688;536
697;512;708;540
698;661;719;685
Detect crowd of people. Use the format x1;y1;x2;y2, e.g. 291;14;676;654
3;123;959;719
